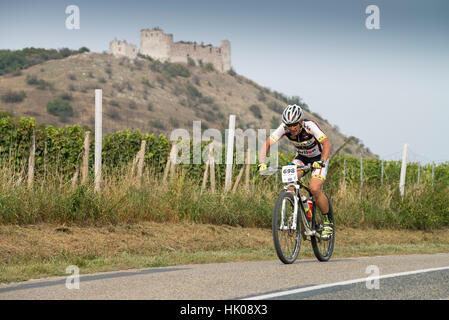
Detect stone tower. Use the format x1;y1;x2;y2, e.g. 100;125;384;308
140;28;173;62
221;40;231;72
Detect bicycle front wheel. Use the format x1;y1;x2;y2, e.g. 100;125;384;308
272;191;301;264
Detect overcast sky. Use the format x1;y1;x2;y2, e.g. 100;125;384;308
1;0;448;163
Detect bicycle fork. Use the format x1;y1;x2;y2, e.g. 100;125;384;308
280;196;299;231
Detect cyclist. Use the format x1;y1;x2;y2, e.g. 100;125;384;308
258;104;333;240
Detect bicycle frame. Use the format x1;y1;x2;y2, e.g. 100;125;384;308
279;167;320;239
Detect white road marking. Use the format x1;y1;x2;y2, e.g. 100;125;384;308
243;265;449;300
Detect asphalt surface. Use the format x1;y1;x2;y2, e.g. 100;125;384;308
1;253;449;300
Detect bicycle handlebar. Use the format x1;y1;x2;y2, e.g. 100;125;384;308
259;163;315;176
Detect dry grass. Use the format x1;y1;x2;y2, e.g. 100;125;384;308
1;222;449;284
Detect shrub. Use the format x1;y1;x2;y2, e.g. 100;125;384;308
172;85;184;96
129;101;137;109
163;62;190;78
110;100;120;108
187;57;196;66
150;119;165;130
78;47;90;54
58;93;72;101
156;76;165;88
186;82;202;99
105;67;112;78
134;59;143;70
25;75;39;85
108;109;120;120
203;63;215;72
26;75;51;90
287;96;310;111
270;115;279;129
200;96;214;105
249;104;262;119
59;48;73;58
150;60;163;73
138;53;153;62
193;75;201;86
169;117;179;127
1;90;26;103
112;82;125;93
47;99;73;117
227;68;237;76
267;101;283;113
37;79;52;90
141;77;153;88
125;81;133;91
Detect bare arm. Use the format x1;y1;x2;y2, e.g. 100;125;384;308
320;137;332;163
259;138;275;164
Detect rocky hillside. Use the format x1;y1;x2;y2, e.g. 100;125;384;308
0;51;376;158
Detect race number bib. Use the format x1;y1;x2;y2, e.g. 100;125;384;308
281;165;298;183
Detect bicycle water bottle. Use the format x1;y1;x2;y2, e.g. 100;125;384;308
301;194;312;220
307;199;313;219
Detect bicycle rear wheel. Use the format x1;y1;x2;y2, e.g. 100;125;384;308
272;191;301;264
311;195;335;262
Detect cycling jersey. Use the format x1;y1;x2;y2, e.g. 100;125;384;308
269;119;327;159
269;119;328;181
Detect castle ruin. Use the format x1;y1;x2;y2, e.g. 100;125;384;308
109;28;231;73
109;40;137;60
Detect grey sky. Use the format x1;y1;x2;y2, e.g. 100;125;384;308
1;0;448;163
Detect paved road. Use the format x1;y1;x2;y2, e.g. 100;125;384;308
1;253;448;300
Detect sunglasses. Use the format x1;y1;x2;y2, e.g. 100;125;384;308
286;122;301;129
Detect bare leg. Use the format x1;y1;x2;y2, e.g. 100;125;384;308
309;178;329;214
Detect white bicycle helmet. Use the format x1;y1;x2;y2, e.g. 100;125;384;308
282;104;304;125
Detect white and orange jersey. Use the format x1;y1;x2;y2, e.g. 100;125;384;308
269;119;327;158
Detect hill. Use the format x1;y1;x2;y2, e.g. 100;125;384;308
0;51;376;158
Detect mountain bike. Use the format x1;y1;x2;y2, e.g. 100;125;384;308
260;163;335;264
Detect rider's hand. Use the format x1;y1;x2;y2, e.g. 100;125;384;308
312;160;326;169
257;163;268;172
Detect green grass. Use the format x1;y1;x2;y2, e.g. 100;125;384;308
329;182;449;230
1;160;448;230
